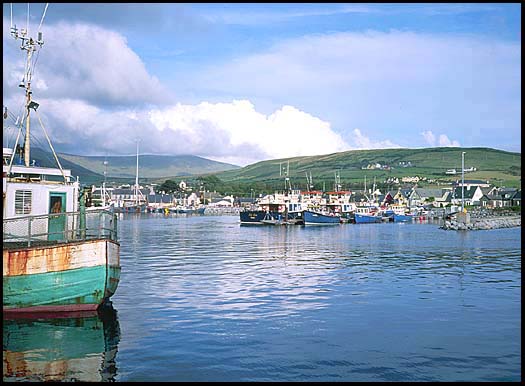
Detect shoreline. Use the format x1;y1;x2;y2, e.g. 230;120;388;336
440;215;521;231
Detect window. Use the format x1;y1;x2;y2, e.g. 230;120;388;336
15;190;32;215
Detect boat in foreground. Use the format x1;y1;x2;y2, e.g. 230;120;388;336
3;21;120;314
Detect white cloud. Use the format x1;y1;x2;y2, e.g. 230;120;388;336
421;130;436;146
351;129;400;149
141;99;350;165
182;30;519;149
17;95;404;166
3;21;169;107
438;134;460;147
420;130;460;147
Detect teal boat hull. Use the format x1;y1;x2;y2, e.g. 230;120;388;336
3;239;120;313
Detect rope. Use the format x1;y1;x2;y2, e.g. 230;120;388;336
34;108;67;183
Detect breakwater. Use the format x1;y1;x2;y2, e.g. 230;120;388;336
440;215;521;231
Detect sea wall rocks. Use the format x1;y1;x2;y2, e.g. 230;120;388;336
441;216;521;231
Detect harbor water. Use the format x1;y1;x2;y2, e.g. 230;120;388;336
4;214;521;381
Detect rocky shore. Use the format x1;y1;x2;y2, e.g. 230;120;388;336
440;215;521;231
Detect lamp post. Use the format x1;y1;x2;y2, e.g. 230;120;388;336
461;151;465;212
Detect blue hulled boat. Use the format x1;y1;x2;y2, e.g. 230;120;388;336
303;210;340;225
392;213;414;222
354;213;382;223
354;206;382;224
240;210;282;225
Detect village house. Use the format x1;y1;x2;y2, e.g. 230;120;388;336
409;188;447;208
451;185;484;206
433;189;453;208
479;187;521;208
401;176;420;183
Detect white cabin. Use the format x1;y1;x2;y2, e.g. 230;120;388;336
3;148;79;239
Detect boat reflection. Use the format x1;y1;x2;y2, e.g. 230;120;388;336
3;302;120;382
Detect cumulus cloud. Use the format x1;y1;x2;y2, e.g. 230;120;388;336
420;130;460;147
351;128;400;149
26;98;352;166
11;17;510;165
438;134;460;147
3;21;170;108
182;30;519;149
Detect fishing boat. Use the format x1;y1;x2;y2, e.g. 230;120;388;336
240;162;305;225
354;206;382;224
384;204;414;222
302;209;341;225
260;211;286;225
392;212;414;222
3;15;120;314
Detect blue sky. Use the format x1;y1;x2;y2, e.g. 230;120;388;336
2;3;521;166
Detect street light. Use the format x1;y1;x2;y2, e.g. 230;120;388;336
461;151;466;212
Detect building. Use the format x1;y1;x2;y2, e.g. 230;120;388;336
409;188;447;207
480;188;521;208
454;179;490;188
451;185;484;206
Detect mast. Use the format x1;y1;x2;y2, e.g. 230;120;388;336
103;158;108;207
334;170;341;192
10;4;47;167
135;140;139;207
461;151;465;212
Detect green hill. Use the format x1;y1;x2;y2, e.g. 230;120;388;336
57;153;240;183
213;147;521;191
25;146;520;192
22;148;239;186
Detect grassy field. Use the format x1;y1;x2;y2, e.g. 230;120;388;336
212;147;521;191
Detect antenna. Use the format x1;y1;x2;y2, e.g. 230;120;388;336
10;2;46;167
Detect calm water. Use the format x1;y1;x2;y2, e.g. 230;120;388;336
3;214;521;381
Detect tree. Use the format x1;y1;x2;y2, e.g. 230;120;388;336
160;179;179;194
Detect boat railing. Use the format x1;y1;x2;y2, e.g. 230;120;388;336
3;208;118;248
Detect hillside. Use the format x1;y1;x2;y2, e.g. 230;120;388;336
28;147;104;185
213;147;521;190
22;148;239;185
25;146;520;191
57;153;240;182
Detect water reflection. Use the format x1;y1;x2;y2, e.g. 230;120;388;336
3;302;120;382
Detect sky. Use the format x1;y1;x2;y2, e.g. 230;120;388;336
2;3;521;166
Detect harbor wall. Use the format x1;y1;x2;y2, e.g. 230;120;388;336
440;215;521;231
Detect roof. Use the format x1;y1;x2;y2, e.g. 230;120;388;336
480;187;494;195
453;186;480;199
413;188;444;199
147;194;173;203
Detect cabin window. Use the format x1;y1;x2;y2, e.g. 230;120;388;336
15;190;32;214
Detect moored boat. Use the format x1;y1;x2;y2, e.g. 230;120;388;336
302;209;341;225
392;212;414;222
354;206;382;224
3;21;120;314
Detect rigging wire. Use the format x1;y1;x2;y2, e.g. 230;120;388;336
38;3;49;31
